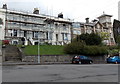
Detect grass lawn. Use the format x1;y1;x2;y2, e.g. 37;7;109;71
23;45;65;55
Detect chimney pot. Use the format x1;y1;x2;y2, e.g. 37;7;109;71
58;13;63;18
2;4;7;9
33;8;39;14
85;18;89;23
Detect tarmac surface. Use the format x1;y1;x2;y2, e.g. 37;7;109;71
2;64;119;82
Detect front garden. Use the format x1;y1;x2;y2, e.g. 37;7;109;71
23;45;65;55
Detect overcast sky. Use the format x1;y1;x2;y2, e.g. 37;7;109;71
0;0;119;22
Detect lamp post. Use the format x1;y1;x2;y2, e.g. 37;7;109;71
38;34;40;64
5;5;7;39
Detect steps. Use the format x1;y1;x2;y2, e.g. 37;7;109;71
2;45;22;62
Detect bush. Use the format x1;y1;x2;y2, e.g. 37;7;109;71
73;33;102;45
83;46;108;56
108;49;119;55
2;40;9;45
108;45;119;50
64;42;108;56
64;41;85;54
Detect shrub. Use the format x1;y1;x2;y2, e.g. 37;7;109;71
108;49;119;56
108;45;119;50
2;40;9;45
83;46;108;56
73;33;102;45
64;41;85;54
64;43;108;56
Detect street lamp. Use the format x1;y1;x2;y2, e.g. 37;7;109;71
4;4;7;39
38;33;40;64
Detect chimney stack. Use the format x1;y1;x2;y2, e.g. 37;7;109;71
33;8;39;14
2;4;7;9
85;18;89;23
58;13;63;18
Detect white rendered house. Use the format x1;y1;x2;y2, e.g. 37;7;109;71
0;4;72;45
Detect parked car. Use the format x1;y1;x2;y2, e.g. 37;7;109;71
72;55;93;64
106;56;120;64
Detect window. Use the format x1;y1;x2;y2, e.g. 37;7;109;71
24;23;27;26
13;30;17;36
13;22;16;24
77;31;81;35
55;24;59;30
34;31;38;38
46;32;53;40
73;30;77;34
63;24;67;31
64;33;68;40
13;15;19;21
48;23;51;28
49;32;53;40
56;34;58;41
62;34;64;40
24;31;27;37
13;41;18;45
55;24;58;28
63;24;66;27
46;32;48;40
24;18;27;21
87;29;92;34
32;31;38;38
32;32;34;38
34;24;37;27
72;23;80;28
0;18;3;25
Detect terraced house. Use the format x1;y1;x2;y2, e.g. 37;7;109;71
0;4;72;45
72;15;115;45
0;4;115;46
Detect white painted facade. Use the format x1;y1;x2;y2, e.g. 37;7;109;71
0;9;5;40
118;1;120;21
0;8;72;45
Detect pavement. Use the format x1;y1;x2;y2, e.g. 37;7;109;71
2;61;72;66
1;60;112;66
2;62;40;66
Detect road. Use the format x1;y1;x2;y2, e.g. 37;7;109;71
0;44;2;83
2;64;119;82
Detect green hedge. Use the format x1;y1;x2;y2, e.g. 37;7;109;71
83;46;108;56
108;45;119;50
64;42;108;56
64;42;85;54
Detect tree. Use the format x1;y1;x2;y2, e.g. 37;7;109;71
100;32;109;40
116;35;120;55
64;41;108;56
64;41;85;54
64;33;107;55
78;33;102;45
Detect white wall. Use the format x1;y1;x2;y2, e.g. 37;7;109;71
118;1;120;21
0;9;5;40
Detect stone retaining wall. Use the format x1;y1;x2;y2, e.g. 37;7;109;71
22;55;107;64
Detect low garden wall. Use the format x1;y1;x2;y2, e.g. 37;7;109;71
22;55;73;64
22;55;107;64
